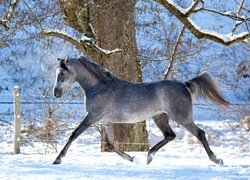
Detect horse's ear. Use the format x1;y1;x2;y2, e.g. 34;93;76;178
57;58;62;65
57;57;69;70
65;57;69;64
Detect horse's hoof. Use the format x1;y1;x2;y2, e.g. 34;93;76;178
130;156;135;162
218;158;224;165
210;155;223;165
53;158;61;165
147;155;153;165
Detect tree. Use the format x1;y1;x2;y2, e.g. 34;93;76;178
52;0;150;151
1;1;249;46
56;0;149;151
155;0;250;45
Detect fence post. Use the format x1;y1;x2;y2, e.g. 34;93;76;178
13;86;21;154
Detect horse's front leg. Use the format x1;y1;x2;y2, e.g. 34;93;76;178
53;113;96;164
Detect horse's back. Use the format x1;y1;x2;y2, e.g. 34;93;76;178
100;80;192;123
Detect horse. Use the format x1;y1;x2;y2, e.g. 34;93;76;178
53;56;229;165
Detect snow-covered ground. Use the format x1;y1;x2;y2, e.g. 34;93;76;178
0;119;249;179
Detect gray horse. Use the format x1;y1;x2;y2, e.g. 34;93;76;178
53;56;229;165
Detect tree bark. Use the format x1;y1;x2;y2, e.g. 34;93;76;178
59;0;149;151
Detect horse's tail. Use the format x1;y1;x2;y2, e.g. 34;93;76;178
185;71;230;106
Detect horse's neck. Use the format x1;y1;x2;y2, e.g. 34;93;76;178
75;67;104;95
75;61;131;95
77;74;97;89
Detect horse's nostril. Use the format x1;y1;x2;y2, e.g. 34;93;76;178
54;88;61;98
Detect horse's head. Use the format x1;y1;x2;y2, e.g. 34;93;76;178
54;58;77;98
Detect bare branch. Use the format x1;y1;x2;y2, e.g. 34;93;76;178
0;38;8;48
0;18;8;30
163;26;185;79
203;8;245;21
22;0;43;30
232;0;245;33
192;0;249;36
1;0;123;56
185;0;201;16
188;19;250;45
155;0;250;45
40;30;123;56
236;0;245;15
40;30;86;51
0;0;20;31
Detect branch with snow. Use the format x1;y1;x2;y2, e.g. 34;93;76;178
155;0;250;46
232;0;246;34
0;18;8;30
0;0;19;31
41;30;123;56
185;0;201;16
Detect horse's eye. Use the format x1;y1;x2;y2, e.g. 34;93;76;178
59;71;64;76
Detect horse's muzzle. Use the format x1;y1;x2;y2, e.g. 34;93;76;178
54;87;62;98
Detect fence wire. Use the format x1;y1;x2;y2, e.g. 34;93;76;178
0;92;249;154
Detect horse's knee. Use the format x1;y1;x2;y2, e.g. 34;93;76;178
169;132;176;141
164;131;176;141
197;129;206;141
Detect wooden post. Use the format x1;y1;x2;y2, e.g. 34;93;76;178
13;86;21;154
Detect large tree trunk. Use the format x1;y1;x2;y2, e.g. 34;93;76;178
59;0;149;151
91;0;149;152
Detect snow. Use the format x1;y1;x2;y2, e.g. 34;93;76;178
187;17;250;43
162;1;249;44
163;0;201;15
1;152;249;179
0;120;249;179
224;11;232;15
11;0;17;4
182;0;199;15
165;0;189;15
80;35;92;42
94;46;123;55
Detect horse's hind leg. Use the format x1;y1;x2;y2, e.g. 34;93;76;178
182;121;223;165
102;125;134;162
147;112;176;165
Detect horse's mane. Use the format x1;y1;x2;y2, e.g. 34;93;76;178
78;56;119;83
